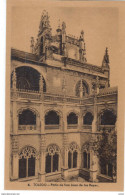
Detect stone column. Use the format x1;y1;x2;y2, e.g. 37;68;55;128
11;135;19;180
96;76;100;94
92;96;98;133
39;135;46;182
78;110;83;131
89;149;98;182
12;69;17;90
89;134;98;182
77;151;82;169
40;103;45;134
62;103;67;132
12;101;18;134
62;133;69;180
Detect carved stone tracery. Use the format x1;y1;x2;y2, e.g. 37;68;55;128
46;144;60;156
19;146;39;159
68;142;79;153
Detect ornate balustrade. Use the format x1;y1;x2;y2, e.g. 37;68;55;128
67;124;78;129
83;125;92;130
11;89;94;104
18;125;36;131
11;89;41;100
45;125;60;130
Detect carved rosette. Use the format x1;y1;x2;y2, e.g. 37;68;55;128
40;135;46;153
11;135;19;154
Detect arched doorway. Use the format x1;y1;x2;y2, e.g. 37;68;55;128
18;108;37;131
83;112;93;125
67;112;78;125
45;144;60;173
19;109;36;125
19;146;37;178
68;142;79;169
100;110;116;125
45;110;60;125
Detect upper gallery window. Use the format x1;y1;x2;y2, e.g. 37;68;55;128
67;112;78;125
83;112;93;125
45;110;60;125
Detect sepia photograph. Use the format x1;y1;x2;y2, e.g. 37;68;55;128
5;0;124;191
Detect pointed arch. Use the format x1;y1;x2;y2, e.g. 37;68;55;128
18;146;38;179
45;109;62;125
11;66;46;92
75;79;89;97
67;112;78;125
45;144;61;173
68;142;79;169
83;112;94;125
99;109;116;125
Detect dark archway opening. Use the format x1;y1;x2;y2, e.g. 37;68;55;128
19;109;36;125
45;153;59;173
19;157;26;178
11;66;46;92
19;155;35;178
45;111;59;125
28;156;35;177
100;160;113;177
83;152;90;169
73;151;77;168
84;112;93;125
45;154;51;173
101;110;116;125
68;151;72;169
67;112;78;125
53;153;59;172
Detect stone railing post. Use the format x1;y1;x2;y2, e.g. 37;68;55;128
11;135;19;180
40;103;45;134
62;133;69;180
38;135;46;182
12;101;18;134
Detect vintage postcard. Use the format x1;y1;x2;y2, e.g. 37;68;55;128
5;0;124;191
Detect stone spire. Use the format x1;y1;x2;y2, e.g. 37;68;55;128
62;21;66;56
102;47;109;67
102;48;110;87
79;30;87;63
39;10;52;38
80;30;84;41
12;69;17;90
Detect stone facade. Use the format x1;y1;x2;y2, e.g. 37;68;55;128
10;10;117;182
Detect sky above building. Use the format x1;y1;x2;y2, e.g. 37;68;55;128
11;6;119;86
